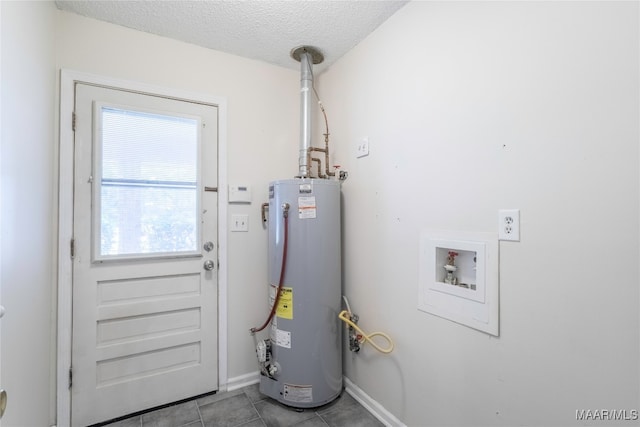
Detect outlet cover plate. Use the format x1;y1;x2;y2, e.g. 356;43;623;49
498;209;520;241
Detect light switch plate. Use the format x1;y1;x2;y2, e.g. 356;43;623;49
356;137;369;158
231;214;249;232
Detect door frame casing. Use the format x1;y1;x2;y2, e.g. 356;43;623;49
57;69;229;427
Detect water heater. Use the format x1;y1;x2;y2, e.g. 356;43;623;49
259;178;342;407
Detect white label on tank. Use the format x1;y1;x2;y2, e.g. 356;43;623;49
270;318;277;341
298;196;316;219
283;384;313;403
276;328;291;348
299;183;312;194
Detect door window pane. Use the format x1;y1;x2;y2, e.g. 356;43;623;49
98;106;199;258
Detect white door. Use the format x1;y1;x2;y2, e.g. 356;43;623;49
71;83;218;426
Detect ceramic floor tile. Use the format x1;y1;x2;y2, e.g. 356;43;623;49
196;389;243;407
101;383;381;427
102;416;142;427
289;415;330;427
141;400;201;427
315;392;353;416
235;418;267;427
319;402;384;427
243;383;267;403
254;399;317;427
199;393;260;427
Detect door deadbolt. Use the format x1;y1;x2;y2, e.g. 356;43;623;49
203;241;214;252
204;260;215;271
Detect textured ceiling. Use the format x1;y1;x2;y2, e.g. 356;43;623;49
55;0;408;73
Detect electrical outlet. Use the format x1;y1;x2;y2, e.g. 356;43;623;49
498;209;520;241
356;137;369;158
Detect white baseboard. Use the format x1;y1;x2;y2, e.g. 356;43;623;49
343;377;406;427
226;371;260;392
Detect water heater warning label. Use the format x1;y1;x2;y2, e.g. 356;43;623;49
276;328;291;348
298;196;317;219
276;287;293;319
283;384;313;403
269;285;293;319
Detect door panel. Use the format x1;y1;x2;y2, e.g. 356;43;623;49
71;83;218;426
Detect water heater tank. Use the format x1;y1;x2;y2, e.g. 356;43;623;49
260;178;342;407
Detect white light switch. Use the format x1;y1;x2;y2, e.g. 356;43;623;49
231;214;249;232
356;137;369;158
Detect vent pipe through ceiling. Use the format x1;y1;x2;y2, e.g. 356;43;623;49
291;46;324;178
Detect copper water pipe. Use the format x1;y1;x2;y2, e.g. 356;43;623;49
311;157;326;179
309;133;335;178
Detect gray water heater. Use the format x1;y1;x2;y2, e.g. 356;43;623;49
259;178;342;408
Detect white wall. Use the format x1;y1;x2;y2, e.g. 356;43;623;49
5;6;299;425
55;10;299;388
2;2;638;426
319;2;639;426
1;1;57;426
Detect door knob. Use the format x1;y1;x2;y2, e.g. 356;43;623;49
204;260;215;271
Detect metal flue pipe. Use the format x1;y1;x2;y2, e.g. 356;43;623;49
291;46;324;178
299;51;312;177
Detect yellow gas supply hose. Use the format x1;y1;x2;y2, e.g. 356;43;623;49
338;310;394;354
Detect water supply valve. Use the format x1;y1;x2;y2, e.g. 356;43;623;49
347;313;361;353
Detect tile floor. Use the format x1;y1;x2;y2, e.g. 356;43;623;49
102;383;384;427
